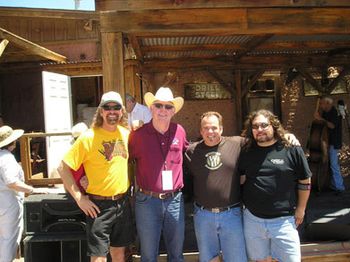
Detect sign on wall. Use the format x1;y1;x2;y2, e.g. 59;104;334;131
184;82;232;100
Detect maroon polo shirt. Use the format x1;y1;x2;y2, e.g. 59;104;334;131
129;121;188;193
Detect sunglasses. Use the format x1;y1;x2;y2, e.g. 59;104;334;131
102;104;122;111
153;103;174;110
252;122;270;130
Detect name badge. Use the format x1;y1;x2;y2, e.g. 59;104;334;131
162;170;173;191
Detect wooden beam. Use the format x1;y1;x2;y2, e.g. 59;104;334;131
142;43;243;52
0;39;9;57
235;69;242;132
0;28;66;62
206;67;233;95
246;69;266;91
234;34;274;61
100;8;350;35
327;66;350;94
297;67;323;92
96;0;350;11
0;7;98;20
127;34;143;62
101;32;125;95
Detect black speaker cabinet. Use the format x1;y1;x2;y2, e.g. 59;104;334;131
24;193;86;235
24;234;88;262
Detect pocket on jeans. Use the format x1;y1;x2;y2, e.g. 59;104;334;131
136;192;150;203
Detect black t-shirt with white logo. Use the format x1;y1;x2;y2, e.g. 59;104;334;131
238;141;312;218
185;136;244;208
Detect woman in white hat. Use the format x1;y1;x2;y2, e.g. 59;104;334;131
0;125;47;262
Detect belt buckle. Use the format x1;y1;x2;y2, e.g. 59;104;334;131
158;193;167;199
211;208;221;213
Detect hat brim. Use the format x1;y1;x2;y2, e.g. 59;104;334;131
0;129;24;148
144;92;184;113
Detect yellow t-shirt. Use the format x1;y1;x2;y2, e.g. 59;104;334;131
63;126;130;196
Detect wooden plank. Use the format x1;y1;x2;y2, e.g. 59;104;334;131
0;27;66;62
101;32;125;95
96;0;350;11
127;34;143;61
0;8;99;20
235;69;242;132
234;34;273;61
142;43;243;52
297;67;323;93
0;39;9;56
246;69;266;91
206;67;233;95
100;8;350;35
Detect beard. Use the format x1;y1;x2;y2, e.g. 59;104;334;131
105;113;121;125
255;132;274;143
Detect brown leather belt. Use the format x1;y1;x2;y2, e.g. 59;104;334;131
139;188;181;200
88;193;126;201
195;202;241;213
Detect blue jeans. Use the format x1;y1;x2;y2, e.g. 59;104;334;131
193;204;247;262
329;145;345;191
135;191;184;262
243;208;300;262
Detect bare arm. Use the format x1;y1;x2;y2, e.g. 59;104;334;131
294;178;311;227
57;161;100;218
7;181;48;194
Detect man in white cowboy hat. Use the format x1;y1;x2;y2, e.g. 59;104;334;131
129;87;188;261
58;91;134;262
0;125;47;262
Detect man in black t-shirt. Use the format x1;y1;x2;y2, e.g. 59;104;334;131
185;112;247;262
314;96;345;194
238;109;312;262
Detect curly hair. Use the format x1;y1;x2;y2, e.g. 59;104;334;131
91;106;128;129
241;109;290;150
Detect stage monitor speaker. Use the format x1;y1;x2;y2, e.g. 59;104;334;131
24;193;86;235
24;234;88;262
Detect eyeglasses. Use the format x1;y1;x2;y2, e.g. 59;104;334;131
153;103;174;110
102;104;122;111
252;122;270;130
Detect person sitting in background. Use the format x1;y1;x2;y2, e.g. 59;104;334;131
125;93;152;130
0;125;48;262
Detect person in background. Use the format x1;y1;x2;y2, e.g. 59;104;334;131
185;111;247;262
314;96;345;195
125;93;152;130
129;87;188;262
58;91;134;262
0;125;48;262
238;109;312;262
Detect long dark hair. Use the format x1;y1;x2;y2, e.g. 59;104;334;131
241;109;289;150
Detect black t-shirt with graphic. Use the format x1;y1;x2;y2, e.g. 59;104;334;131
238;141;312;218
185;136;244;208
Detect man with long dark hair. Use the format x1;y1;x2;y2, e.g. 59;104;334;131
238;109;312;262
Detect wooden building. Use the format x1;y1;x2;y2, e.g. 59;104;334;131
1;1;350;147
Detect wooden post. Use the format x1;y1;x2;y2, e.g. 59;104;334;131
101;32;125;97
124;60;142;103
235;69;242;133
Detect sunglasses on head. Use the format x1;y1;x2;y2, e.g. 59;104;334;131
252;122;270;130
102;104;122;111
153;103;174;110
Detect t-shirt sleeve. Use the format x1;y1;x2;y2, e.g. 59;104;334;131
237;152;246;177
292;146;312;180
63;137;86;171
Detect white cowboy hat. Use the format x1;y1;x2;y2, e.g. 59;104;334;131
144;87;184;113
99;91;124;107
0;125;24;148
71;122;88;138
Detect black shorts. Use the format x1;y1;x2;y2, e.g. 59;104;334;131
86;196;135;257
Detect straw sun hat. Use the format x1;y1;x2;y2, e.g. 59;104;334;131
0;125;24;148
144;87;184;113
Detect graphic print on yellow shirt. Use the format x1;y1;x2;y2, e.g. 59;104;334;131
99;139;128;161
63;126;130;196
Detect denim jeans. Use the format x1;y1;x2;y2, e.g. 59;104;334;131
243;208;300;262
329;145;345;191
135;191;184;262
193;204;247;262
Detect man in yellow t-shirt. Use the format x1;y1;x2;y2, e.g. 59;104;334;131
58;91;134;262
